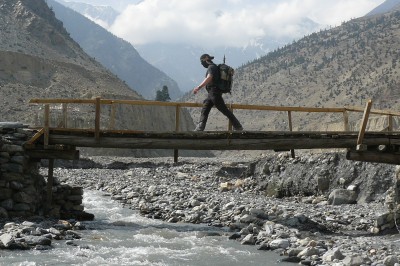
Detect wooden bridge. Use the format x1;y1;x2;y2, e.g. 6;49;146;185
23;97;400;213
25;97;400;165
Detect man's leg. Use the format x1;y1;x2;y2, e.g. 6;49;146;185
212;93;243;130
195;96;213;131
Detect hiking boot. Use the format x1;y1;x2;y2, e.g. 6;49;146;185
194;123;205;131
233;126;243;131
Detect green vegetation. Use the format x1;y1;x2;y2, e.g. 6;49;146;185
155;86;171;102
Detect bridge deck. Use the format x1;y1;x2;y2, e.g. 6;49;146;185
38;128;400;150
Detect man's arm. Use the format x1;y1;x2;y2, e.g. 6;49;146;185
193;74;213;94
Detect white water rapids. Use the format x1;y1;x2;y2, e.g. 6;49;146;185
1;190;292;266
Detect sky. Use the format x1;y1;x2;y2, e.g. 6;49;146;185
64;0;386;48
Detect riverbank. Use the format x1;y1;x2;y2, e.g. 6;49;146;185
45;152;400;265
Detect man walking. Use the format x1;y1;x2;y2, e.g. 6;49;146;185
192;54;243;131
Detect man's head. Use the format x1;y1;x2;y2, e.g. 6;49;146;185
200;54;214;68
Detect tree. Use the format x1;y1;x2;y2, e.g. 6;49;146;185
155;86;171;102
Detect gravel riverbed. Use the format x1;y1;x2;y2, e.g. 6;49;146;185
3;152;400;265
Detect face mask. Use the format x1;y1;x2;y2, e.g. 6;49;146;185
201;60;208;68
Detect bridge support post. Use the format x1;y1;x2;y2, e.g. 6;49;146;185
174;105;180;163
287;111;295;158
44;104;50;147
46;159;54;214
357;99;372;151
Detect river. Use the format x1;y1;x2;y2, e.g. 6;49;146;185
1;190;293;266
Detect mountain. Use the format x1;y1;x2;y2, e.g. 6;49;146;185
52;0;321;92
56;0;119;28
366;0;400;16
0;0;206;157
47;0;183;100
183;9;400;132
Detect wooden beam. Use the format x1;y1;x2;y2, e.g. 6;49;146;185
26;149;79;160
346;150;400;165
388;115;393;131
228;104;233;131
26;128;44;145
357;99;372;146
287;111;295;158
62;103;67;128
44;104;50;147
174;105;180;163
46;134;390;150
109;103;116;130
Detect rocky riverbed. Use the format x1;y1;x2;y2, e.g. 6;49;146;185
3;151;400;265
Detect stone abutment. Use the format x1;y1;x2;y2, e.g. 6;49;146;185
0;123;92;220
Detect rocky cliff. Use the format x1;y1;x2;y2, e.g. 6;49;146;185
0;0;207;157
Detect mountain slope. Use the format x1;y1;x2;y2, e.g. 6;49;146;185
47;0;183;100
0;0;205;157
366;0;400;16
184;9;400;132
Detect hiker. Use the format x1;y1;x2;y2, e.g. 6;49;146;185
192;54;243;131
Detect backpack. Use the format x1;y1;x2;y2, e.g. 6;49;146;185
217;61;234;94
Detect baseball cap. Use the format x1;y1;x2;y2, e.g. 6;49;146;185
200;54;214;61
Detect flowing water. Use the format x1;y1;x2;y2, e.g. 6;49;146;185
1;190;293;266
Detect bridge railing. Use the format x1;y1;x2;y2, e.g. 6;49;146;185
29;97;400;147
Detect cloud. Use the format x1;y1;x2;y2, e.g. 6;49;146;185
108;0;384;48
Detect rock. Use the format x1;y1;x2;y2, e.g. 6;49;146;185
241;234;255;245
249;208;268;219
328;189;357;205
317;175;330;192
297;247;320;257
228;233;241;240
24;236;52;246
343;255;364;266
0;199;14;211
269;239;290;250
257;241;270;250
384;255;399;266
287;248;303;257
322;248;345;262
0;233;13;247
239;214;258;224
223;202;235;210
0;122;26;128
0;206;8;218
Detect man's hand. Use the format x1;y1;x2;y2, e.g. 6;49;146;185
193;86;200;94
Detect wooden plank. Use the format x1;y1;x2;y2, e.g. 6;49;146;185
388;115;393;131
347;150;400;165
26;149;79;160
62;103;67;128
357;99;372;146
231;104;345;113
30;98;95;104
228;104;233;131
287;111;295;158
345;106;400;116
47;134;390;150
26;128;44;145
174;105;180;163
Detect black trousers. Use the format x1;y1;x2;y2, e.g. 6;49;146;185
198;88;242;128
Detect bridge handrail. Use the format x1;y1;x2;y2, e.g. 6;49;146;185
29;98;400;116
29;97;399;145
